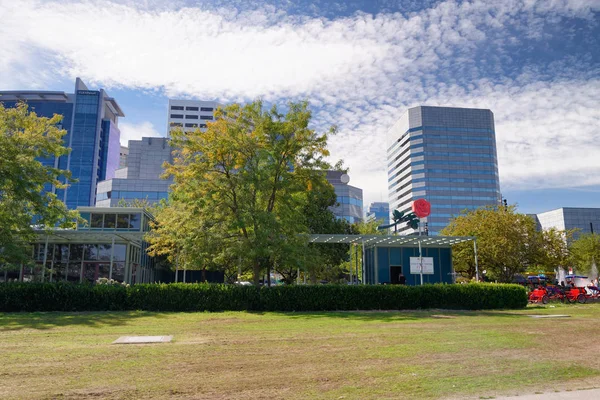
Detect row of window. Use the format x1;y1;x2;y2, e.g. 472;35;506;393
411;160;497;168
417;186;499;193
424;134;493;142
413;177;498;184
425;168;498;176
427;195;499;201
337;196;363;207
411;151;494;159
79;212;142;230
408;125;493;134
169;122;208;128
170;106;214;112
33;243;127;262
169;114;214;120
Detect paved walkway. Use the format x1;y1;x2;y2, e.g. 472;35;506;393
494;388;600;399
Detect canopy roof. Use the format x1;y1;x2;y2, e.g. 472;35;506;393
307;234;474;248
34;230;144;245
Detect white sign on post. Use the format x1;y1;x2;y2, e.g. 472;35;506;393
409;257;434;274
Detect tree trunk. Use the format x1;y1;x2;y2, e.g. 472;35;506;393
253;262;261;286
202;266;206;282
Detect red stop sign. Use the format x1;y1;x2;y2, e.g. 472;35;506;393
412;199;431;218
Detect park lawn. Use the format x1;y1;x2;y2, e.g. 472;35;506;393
1;304;599;400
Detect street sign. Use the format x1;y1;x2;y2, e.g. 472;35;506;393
410;257;434;274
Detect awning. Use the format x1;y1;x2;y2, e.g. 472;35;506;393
34;230;145;245
307;234;474;248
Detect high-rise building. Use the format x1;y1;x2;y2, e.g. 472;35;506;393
0;78;124;209
387;106;501;235
96;137;172;207
119;146;129;169
167;99;220;135
531;207;600;241
366;202;390;225
326;171;363;223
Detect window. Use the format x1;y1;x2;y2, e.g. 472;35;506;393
170;122;183;127
103;213;116;228
117;214;129;229
91;213;103;228
186;106;199;111
170;114;184;119
129;213;141;230
201;107;213;112
185;115;198;119
199;124;207;128
170;106;184;110
200;115;213;120
185;123;198;128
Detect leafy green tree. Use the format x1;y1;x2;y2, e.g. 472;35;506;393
569;233;600;275
440;205;545;282
538;228;574;273
0;103;78;265
148;100;334;285
338;219;384;283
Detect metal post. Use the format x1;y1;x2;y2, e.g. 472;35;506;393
175;253;179;283
238;255;242;282
354;244;359;285
474;239;480;282
41;235;49;282
418;239;423;286
374;246;379;284
109;237;115;280
297;267;300;285
349;248;353;285
362;240;366;284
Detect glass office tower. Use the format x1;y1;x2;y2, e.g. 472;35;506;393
0;78;124;209
387;106;501;235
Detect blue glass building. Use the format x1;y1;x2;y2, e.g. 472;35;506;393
366;202;390;226
0;78;124;209
387;106;501;235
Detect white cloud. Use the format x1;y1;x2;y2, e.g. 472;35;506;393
118;121;164;147
1;0;599;207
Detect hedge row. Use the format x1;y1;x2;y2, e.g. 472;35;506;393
0;282;527;312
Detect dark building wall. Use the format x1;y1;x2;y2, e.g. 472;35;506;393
365;246;453;285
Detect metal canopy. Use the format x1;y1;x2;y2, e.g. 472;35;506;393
307;234;474;248
34;230;144;245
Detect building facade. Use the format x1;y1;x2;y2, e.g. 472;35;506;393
532;207;600;241
387;106;501;235
366;202;390;225
326;171;363;223
0;78;124;209
96;137;172;207
119;146;129;169
167;99;219;135
1;208;158;284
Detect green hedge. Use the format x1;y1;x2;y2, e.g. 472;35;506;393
0;282;527;312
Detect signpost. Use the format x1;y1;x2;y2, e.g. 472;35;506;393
410;257;434;275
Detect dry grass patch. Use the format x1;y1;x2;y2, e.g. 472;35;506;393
1;305;599;399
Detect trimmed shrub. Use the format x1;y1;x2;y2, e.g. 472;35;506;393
0;282;527;312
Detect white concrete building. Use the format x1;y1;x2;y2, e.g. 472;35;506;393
167;99;220;135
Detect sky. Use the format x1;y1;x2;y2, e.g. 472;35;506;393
1;0;599;214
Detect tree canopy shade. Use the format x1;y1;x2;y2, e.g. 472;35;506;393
147;100;337;285
440;205;571;282
0;103;78;264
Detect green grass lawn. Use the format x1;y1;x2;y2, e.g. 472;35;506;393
1;304;599;399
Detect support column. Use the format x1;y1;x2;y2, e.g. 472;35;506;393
418;239;423;286
109;237;115;280
474;239;480;282
361;240;366;284
41;235;49;282
374;246;379;284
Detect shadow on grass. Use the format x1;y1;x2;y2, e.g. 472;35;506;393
0;311;168;331
266;309;531;322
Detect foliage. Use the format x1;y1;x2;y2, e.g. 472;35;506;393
338;219;385;283
0;103;79;265
147;100;334;285
0;282;527;312
569;233;600;275
441;205;549;282
538;228;574;273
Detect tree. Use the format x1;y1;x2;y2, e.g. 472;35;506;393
569;233;600;275
0;103;78;265
538;228;574;273
147;100;334;285
440;205;545;282
338;219;384;284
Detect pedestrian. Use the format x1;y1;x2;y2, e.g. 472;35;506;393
399;273;406;285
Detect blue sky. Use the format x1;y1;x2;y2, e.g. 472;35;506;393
1;0;599;214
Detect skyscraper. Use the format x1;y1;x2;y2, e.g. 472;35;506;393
326;171;363;223
387;106;501;235
0;78;124;209
96;137;172;207
167;99;220;136
366;202;390;225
